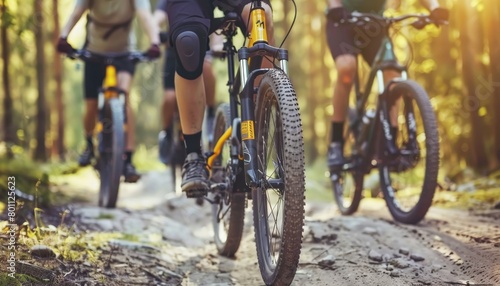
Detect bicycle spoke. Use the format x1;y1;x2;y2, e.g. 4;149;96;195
378;80;439;224
253;69;305;285
253;99;286;266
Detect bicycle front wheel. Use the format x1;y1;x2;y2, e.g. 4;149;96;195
210;103;246;257
98;98;125;208
253;69;305;285
379;80;439;224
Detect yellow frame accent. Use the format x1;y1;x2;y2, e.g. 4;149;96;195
104;65;118;99
207;126;232;168
241;120;255;140
93;65;119;135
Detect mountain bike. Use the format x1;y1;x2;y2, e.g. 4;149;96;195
68;50;151;208
327;12;444;224
205;2;305;285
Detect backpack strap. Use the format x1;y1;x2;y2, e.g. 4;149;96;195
86;0;134;40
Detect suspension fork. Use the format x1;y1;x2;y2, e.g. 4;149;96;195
238;49;260;187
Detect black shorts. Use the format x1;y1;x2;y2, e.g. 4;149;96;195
163;46;177;90
166;0;272;46
84;60;135;99
326;19;384;65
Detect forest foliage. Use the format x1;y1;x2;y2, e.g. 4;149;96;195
1;0;499;176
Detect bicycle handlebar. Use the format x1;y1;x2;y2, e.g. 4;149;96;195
66;49;152;64
327;11;448;30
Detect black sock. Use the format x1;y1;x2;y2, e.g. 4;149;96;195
164;127;173;139
184;132;202;155
207;106;215;118
86;135;93;148
331;122;345;143
390;127;398;143
124;151;133;164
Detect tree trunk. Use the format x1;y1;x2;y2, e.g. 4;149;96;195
34;0;47;161
458;0;488;169
1;0;14;158
487;0;500;166
305;2;319;162
52;0;65;161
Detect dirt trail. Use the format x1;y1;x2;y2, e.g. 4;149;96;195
53;169;500;285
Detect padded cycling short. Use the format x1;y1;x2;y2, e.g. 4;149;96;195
162;46;177;90
166;0;272;47
326;18;384;65
84;60;135;99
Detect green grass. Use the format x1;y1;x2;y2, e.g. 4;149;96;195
0;273;43;286
96;213;115;220
303;159;500;211
132;144;166;172
305;160;334;202
433;187;500;210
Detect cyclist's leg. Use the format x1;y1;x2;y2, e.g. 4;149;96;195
81;61;106;166
162;46;177;131
167;0;213;194
162;89;176;132
203;56;216;112
384;70;402;134
116;60;141;182
325;18;359;168
160;46;177;164
361;34;400;138
203;54;216;135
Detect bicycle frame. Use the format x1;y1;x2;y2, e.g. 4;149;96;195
95;65;126;134
207;0;289;189
351;33;410;165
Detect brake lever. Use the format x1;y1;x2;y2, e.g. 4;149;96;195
434;20;449;27
411;19;428;30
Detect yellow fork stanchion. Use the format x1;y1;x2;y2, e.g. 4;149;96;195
248;6;268;47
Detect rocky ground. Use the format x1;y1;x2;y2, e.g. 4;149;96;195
3;169;500;285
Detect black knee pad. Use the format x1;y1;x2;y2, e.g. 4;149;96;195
172;24;208;80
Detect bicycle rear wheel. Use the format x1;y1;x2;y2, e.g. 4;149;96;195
378;80;439;224
210;103;246;257
98;98;125;208
253;69;305;285
331;108;363;215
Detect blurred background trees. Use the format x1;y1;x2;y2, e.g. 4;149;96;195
0;0;499;176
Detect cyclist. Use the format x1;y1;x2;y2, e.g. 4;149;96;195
153;0;220;164
57;0;161;182
165;0;274;197
325;0;448;170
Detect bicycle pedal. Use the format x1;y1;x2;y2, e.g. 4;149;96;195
185;189;208;198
